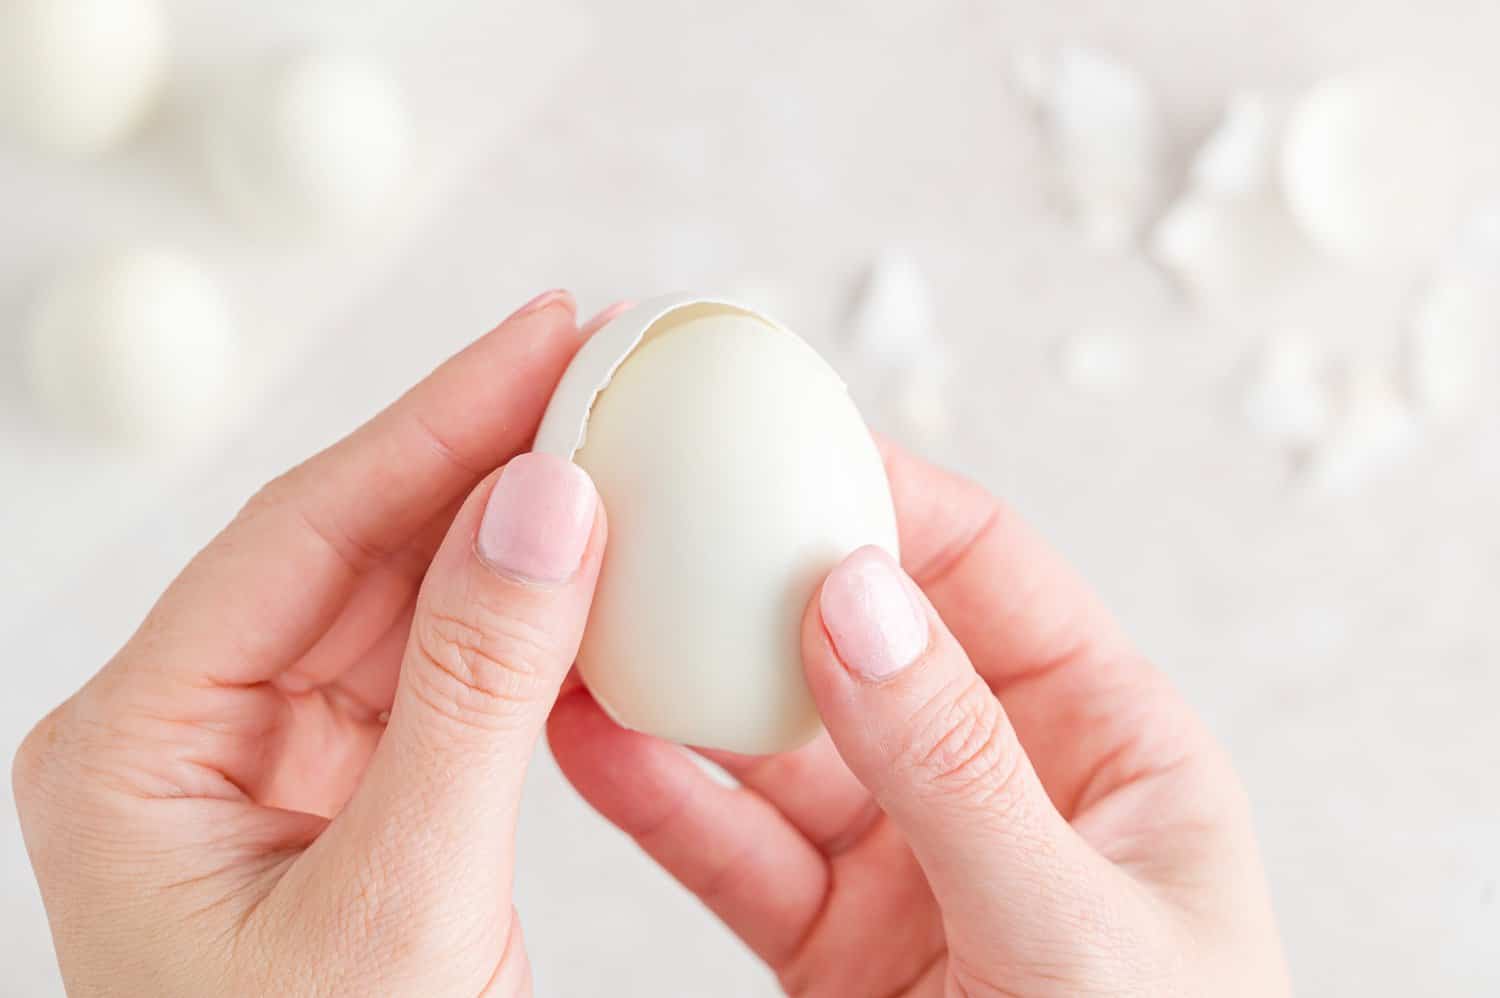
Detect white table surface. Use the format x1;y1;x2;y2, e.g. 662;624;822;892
3;2;1499;995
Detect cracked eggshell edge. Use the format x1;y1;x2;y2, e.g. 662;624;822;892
534;292;810;459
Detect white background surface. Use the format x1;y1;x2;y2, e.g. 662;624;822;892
3;2;1499;995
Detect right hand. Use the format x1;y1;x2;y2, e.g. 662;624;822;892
549;440;1290;997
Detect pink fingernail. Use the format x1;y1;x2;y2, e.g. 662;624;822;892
819;546;927;681
580;300;634;338
506;288;574;323
476;453;596;585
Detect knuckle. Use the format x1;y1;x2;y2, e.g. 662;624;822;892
408;607;556;731
898;675;1026;810
240;469;297;520
11;707;74;824
10;723;49;806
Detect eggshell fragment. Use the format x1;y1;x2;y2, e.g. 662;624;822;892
1151;94;1309;303
845;248;940;368
0;0;169;155
1404;276;1500;423
1191;93;1279;196
1301;361;1419;498
1242;335;1332;448
535;296;899;753
1015;43;1164;251
1057;328;1139;396
895;355;954;452
24;248;239;446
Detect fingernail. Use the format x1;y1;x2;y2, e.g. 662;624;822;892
506;288;574;323
476;453;596;585
819;546;927;681
580;300;634;338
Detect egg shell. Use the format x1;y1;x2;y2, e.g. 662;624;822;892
535;295;899;754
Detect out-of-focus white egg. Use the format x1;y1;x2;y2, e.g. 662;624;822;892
206;50;411;234
1281;69;1476;265
0;0;169;155
535;296;899;753
25;248;239;446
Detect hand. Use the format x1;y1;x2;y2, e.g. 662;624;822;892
549;441;1291;997
12;292;622;996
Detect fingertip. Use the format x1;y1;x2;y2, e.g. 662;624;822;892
816;545;930;683
474;453;598;586
580;299;634;338
547;686;601;744
502;288;576;327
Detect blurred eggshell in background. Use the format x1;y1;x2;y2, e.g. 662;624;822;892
844;248;939;367
1057;327;1139;396
534;296;899;753
1401;195;1500;421
1300;360;1419;498
1190;93;1280;196
1015;43;1164;251
894;355;954;452
206;50;411;235
1281;69;1479;265
24;248;239;447
1403;277;1500;423
1242;335;1333;447
1152;93;1310;303
0;0;170;155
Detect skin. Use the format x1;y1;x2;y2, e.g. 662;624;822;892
12;290;1290;997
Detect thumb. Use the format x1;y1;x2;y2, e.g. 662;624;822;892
291;453;603;981
803;546;1134;978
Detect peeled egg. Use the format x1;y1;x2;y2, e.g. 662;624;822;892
206;50;411;234
24;248;239;446
535;296;899;753
0;0;170;155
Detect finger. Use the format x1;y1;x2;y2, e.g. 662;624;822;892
580;299;633;337
877;436;1132;685
549;691;828;967
136;291;582;686
285;453;605;968
804;546;1130;968
697;734;877;854
876;438;1195;817
274;496;459;695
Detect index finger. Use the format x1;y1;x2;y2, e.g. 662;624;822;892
876;438;1193;818
133;291;583;686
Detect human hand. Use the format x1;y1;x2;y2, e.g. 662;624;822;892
12;292;624;996
549;440;1291;997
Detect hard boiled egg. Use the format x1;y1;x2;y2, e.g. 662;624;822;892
535;296;899;754
205;50;411;235
0;0;170;155
25;247;239;446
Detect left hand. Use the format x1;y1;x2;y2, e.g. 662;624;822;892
13;291;619;996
